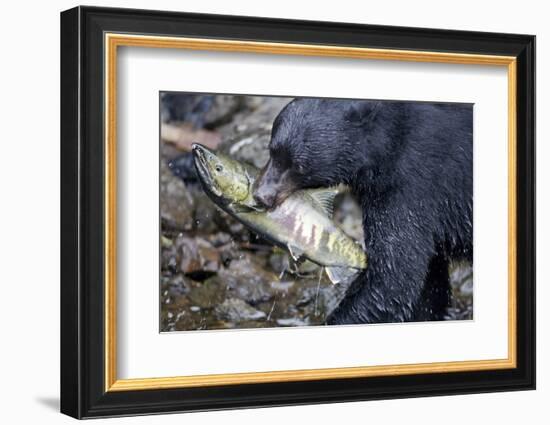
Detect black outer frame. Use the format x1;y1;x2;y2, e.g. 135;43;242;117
60;6;535;419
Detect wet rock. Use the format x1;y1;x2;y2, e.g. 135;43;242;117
160;161;194;231
268;251;289;275
228;221;246;238
449;262;473;299
161;94;215;126
296;283;327;319
291;273;352;320
270;280;295;292
227;133;271;168
276;317;310;327
176;236;202;274
296;286;317;307
319;281;351;315
218;96;289;137
218;97;292;168
161;94;247;133
242;96;264;110
167;152;198;185
161;240;179;273
161;122;222;152
172;306;228;331
215;298;267;322
161;235;173;248
219;255;276;305
173;235;221;277
208;231;232;247
161;274;189;297
161;141;188;167
160;94;225;150
447;262;473;320
196;238;221;272
186;276;226;309
192;190;221;234
460;277;473;296
450;262;473;286
203;95;245;127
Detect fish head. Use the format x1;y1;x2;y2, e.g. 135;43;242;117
192;143;251;205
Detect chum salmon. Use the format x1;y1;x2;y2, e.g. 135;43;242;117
192;143;367;284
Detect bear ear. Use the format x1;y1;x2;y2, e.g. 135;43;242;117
345;101;381;124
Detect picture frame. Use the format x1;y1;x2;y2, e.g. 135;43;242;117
60;5;535;419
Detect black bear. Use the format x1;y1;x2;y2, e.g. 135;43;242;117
252;98;473;324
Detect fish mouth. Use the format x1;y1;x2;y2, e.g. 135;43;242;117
192;143;222;197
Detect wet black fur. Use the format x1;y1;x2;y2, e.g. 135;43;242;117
262;98;473;324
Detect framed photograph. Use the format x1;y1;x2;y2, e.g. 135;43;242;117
60;6;535;419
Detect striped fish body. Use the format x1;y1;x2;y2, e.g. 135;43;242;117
233;194;366;271
192;143;367;283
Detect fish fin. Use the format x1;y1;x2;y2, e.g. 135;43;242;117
307;188;339;219
288;256;305;274
287;244;304;262
325;266;358;285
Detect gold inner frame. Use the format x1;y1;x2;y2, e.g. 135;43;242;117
104;33;517;392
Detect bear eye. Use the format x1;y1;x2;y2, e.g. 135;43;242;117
215;164;223;172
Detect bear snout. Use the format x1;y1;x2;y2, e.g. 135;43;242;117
253;188;276;209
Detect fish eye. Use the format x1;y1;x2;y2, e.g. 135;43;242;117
215;164;223;172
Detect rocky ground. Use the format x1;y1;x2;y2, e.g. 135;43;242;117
159;93;473;332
